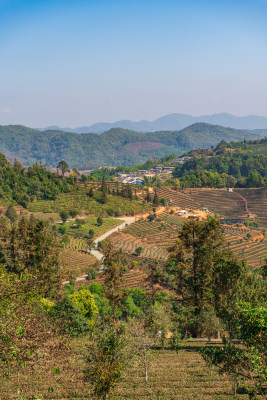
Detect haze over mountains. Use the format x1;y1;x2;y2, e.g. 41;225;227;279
38;113;267;134
0;123;264;169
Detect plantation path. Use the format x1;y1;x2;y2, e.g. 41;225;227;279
62;207;167;284
90;216;135;261
63;216;137;284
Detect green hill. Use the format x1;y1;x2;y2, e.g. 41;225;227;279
173;137;267;187
0;123;261;169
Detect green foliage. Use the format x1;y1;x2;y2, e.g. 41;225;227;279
97;216;103;226
201;304;267;399
0;154;73;207
88;228;94;239
50;296;90;337
0;217;61;296
146;302;172;347
90;282;104;296
69;209;79;219
135;246;143;256
60;211;69;223
5;205;17;222
86;265;97;280
173;137;267;188
0;124;260;169
69;289;98;324
84;323;129;399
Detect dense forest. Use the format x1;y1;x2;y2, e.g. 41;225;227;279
173;138;267;188
0;123;262;169
0;154;73;207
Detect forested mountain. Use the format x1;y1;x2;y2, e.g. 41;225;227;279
0;123;262;169
39;112;267;133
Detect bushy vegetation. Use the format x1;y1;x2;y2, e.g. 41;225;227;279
173;138;267;188
0;153;73;207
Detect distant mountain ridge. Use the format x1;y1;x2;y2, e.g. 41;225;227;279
0;123;263;169
38;113;267;133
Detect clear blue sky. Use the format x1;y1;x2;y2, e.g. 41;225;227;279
1;0;267;127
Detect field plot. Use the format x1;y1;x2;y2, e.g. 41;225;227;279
28;186;150;216
223;225;266;269
235;188;267;227
60;216;123;240
156;187;201;210
60;248;97;279
109;211;266;272
1;341;264;400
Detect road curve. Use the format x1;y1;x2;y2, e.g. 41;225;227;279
62;216;136;284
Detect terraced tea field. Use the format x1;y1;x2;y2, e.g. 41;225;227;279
60;248;97;279
109;210;266;273
28;186;150;216
235;188;267;227
156;187;267;225
223;225;266;269
2;340;265;400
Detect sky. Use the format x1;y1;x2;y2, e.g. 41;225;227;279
1;0;267;127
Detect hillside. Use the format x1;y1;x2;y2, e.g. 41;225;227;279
0;123;261;169
173;137;267;188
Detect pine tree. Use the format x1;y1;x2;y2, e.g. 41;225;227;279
153;191;160;207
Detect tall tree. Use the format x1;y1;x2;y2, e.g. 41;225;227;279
167;218;225;313
102;240;124;326
57;160;69;178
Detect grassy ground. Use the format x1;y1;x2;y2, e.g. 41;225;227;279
59;216;124;240
1;341;263;400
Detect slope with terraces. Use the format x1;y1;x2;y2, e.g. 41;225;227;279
235;188;267;227
108;207;266;272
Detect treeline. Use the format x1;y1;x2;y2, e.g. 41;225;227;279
0;154;74;207
173;138;267;188
0;123;260;169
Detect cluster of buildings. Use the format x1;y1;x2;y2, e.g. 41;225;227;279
173;156;191;164
115;166;175;185
113;156;191;185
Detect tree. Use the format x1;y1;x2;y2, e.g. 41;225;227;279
135;246;143;256
88;229;95;239
1;217;61;296
202;304;267;399
167;218;225;315
84;323;129;400
88;187;94;198
102;240;124;325
5;205;17;222
57;160;69;177
69;289;98;326
60;210;69;224
69;209;79;219
153;191;160;207
50;296;90;337
145;190;151;203
160;198;167;206
101;177;107;194
81;174;88;182
145;302;172;347
97;216;103;226
100;191;108;204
